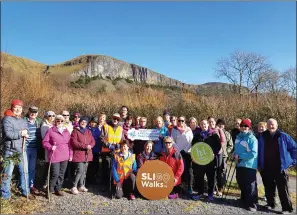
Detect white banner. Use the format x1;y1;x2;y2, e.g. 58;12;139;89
127;128;160;141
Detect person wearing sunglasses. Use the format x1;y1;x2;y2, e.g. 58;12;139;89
100;113;124;189
62;110;73;134
70;116;95;195
72;112;81;129
159;136;184;199
233;119;258;212
171;116;193;196
42;115;73;197
40;110;56;191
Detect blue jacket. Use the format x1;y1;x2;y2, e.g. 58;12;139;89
87;125;101;153
234;132;258;170
258;130;297;172
153;126;169;155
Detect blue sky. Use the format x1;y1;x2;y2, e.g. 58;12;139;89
2;2;296;85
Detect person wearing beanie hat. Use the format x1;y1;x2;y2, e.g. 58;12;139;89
1;99;33;199
70;116;95;194
42;114;72;197
233;118;258;211
23;106;43;195
163;109;171;128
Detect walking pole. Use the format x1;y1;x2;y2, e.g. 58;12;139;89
22;136;29;201
224;164;236;200
83;148;89;187
221;157;234;200
47;143;56;202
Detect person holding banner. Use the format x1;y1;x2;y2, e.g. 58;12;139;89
112;140;137;200
159;136;184;199
191;120;221;201
133;117;148;157
171;116;194;195
233;119;258;212
153;116;169;156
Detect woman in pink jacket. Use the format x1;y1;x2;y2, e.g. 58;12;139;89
70;116;95;194
42;115;72;196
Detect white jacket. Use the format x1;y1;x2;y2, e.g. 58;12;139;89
171;126;193;153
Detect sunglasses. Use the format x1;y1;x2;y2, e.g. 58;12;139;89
48;115;55;117
164;142;172;144
240;125;249;128
113;118;120;121
178;120;185;122
74;116;79;118
56;120;64;122
63;114;69;117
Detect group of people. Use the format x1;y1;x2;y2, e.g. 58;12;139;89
1;100;296;214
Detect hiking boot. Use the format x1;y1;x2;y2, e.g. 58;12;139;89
55;190;64;196
208;194;214;201
168;193;179;199
129;194;136;200
30;187;40;195
71;187;79;195
78;186;88;192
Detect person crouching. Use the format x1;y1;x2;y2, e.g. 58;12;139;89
159;136;184;199
112;140;137;200
70;116;95;194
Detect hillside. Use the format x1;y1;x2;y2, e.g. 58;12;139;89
1;52;245;95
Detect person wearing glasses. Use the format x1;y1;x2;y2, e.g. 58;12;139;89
171;116;193;195
153;116;169;156
40;111;56;190
72;112;81;129
23;106;42;195
42;115;73;197
70;116;95;195
159;136;184;199
62;110;73;134
100;113;124;189
258;119;296;214
133;117;149;157
233;119;258;212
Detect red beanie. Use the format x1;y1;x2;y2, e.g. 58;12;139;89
11;99;24;107
240;119;251;128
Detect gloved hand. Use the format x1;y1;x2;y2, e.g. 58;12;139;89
105;142;110;148
109;144;115;151
115;143;120;150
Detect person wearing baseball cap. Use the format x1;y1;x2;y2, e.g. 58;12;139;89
233;118;258;212
23;106;43;195
1;99;35;199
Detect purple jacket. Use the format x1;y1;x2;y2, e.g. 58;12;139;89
42;126;73;163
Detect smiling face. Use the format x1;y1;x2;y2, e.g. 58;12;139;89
62;111;70;123
267;119;278;133
235;118;242;129
170;117;177;127
140;117;147;127
112;116;120;125
55;118;64;127
189;119;197;130
29;111;38;120
12;105;23;116
79;120;88;128
155;117;164;128
120;107;128;117
177;116;185;128
120;143;129;154
208;117;216;129
240;124;250;133
200;120;209;131
145;142;153;154
125;119;133;127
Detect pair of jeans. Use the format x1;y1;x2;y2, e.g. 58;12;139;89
26;148;37;189
1;151;29;199
72;162;89;188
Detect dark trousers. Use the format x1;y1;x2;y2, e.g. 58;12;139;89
42;162;49;187
86;152;100;185
101;153;111;186
72;162;89;188
180;151;194;190
193;162;216;195
236;167;257;208
215;154;226;190
50;160;68;192
170;185;181;195
115;173;136;199
64;161;73;181
260;169;293;211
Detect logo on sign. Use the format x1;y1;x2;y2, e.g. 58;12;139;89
191;142;214;165
136;160;174;200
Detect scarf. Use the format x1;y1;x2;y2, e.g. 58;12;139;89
177;125;187;134
200;130;209;140
58;126;64;134
79;126;87;134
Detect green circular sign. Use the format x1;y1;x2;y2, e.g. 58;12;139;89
191;142;214;165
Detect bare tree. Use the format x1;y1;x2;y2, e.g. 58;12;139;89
215;50;271;97
281;67;296;98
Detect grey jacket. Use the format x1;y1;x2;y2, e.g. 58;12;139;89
2;116;28;154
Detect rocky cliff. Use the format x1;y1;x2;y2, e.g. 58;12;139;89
69;55;197;91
